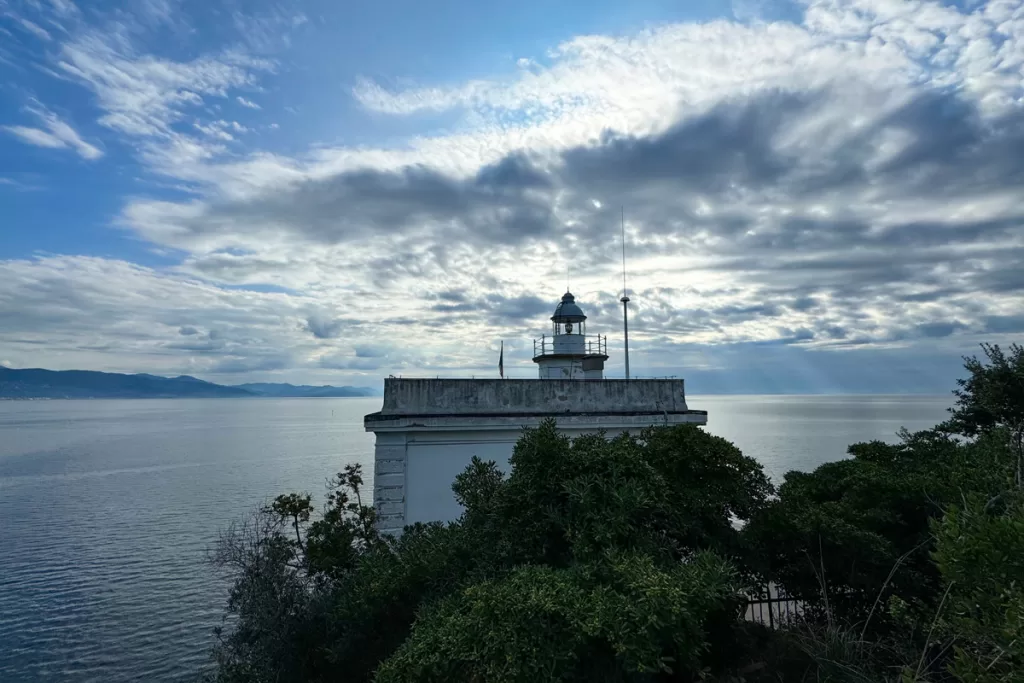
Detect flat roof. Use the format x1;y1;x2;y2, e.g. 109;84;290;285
365;377;701;419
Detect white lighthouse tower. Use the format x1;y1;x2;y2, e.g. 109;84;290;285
364;291;707;536
533;292;608;380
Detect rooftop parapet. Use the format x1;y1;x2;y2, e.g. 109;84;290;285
366;377;702;420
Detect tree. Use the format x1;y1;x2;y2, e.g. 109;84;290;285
369;422;772;682
204;466;382;683
375;552;738;683
641;424;774;561
944;343;1024;489
204;421;773;682
742;345;1024;625
205;497;324;683
453;423;773;572
204;344;1024;683
742;432;949;621
738;346;1024;682
930;494;1024;683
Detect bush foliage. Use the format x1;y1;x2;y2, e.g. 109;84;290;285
203;343;1024;683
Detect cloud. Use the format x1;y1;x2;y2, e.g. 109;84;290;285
117;79;1024;361
192;119;249;141
136;0;177;26
731;0;773;23
431;292;553;325
5;0;1024;389
236;96;261;109
354;344;388;358
0;255;388;383
318;353;388;371
350;13;903;123
114;77;1023;382
209;353;292;374
231;5;309;53
1;13;279;193
3;103;103;159
0;176;41;191
3;126;67;149
54;29;272;143
47;0;80;17
304;314;354;340
125;152;560;253
983;314;1024;334
14;17;53;41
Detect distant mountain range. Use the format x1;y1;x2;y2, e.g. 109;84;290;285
234;383;378;398
0;367;378;399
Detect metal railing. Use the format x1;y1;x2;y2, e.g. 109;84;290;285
532;334;608;358
743;584;805;629
386;374;683;380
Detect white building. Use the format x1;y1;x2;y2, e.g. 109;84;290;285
363;292;707;536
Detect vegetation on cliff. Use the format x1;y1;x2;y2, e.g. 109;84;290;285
203;343;1024;683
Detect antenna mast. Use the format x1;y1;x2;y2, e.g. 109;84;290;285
620;206;630;380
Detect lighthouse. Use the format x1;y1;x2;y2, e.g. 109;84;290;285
532;292;608;380
364;291;707;536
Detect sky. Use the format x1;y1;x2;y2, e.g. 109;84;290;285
1;0;1023;394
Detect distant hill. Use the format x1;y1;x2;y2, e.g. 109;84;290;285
235;383;377;398
0;367;253;399
0;367;378;399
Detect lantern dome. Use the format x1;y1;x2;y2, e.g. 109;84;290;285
551;292;586;323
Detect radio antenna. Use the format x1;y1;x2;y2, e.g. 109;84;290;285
620;206;631;380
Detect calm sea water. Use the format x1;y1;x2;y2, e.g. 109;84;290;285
0;395;950;682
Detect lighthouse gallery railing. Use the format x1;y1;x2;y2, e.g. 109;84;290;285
533;334;608;358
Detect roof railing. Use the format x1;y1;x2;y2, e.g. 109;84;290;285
385;374;681;380
532;334;607;358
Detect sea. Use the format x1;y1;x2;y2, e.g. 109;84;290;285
0;394;951;682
